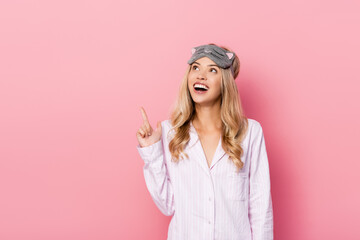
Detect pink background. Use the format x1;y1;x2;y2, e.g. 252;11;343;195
1;0;359;239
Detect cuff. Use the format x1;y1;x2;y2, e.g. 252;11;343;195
136;139;163;163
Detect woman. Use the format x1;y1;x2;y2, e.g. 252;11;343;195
136;43;273;240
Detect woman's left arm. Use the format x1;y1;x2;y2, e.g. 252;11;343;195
248;122;274;240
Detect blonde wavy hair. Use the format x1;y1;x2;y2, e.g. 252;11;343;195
168;43;248;172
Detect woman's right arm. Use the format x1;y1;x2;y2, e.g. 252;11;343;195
136;107;175;216
136;139;175;216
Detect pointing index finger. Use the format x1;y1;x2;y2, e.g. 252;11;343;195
140;107;150;125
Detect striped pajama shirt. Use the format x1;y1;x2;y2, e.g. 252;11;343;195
136;118;273;240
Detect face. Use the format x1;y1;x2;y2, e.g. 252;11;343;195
187;57;222;106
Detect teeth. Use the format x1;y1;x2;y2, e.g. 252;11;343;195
194;84;209;90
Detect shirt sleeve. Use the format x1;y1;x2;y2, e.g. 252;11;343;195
248;123;274;240
136;138;175;216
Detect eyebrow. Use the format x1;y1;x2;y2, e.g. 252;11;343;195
192;61;219;68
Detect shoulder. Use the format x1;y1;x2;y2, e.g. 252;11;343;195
161;119;173;129
247;118;263;132
160;119;175;142
246;118;264;143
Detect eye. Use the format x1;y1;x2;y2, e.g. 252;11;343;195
192;65;199;71
211;68;217;73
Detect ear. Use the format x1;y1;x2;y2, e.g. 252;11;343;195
191;48;196;55
226;52;234;59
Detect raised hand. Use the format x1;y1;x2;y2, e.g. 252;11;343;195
136;107;162;148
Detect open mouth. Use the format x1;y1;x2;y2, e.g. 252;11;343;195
193;83;209;92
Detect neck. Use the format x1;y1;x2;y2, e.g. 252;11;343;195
192;100;222;132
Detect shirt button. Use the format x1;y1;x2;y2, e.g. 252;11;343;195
208;221;211;224
208;197;211;201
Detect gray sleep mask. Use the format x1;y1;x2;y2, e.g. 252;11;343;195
187;44;236;76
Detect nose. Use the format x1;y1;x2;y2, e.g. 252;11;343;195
196;69;206;80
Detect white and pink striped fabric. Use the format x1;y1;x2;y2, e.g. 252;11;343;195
136;118;273;240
